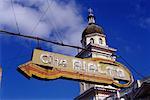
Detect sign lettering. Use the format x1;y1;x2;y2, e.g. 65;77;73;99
39;52;126;79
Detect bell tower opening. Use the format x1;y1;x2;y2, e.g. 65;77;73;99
99;38;102;44
90;38;94;44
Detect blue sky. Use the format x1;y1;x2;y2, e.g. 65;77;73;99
0;0;150;100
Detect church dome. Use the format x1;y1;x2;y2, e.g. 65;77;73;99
82;23;104;38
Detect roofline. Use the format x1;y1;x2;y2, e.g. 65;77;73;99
74;86;117;100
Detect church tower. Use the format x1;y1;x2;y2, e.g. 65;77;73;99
76;8;119;100
78;8;116;60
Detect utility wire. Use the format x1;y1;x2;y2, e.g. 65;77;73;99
0;30;145;79
11;0;20;34
117;55;145;79
47;0;64;43
37;0;63;43
0;30;110;55
29;1;51;49
30;0;63;48
30;1;50;35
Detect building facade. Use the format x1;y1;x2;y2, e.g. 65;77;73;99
119;77;150;100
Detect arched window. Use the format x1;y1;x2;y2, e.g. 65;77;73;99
90;38;94;44
99;38;102;44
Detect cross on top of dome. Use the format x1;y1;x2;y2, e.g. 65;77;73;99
88;8;93;15
88;8;95;24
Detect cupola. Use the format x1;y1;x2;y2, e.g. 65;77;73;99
81;8;106;48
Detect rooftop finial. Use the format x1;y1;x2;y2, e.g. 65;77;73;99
88;8;95;24
88;8;93;15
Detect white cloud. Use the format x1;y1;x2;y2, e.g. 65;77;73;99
0;0;86;55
